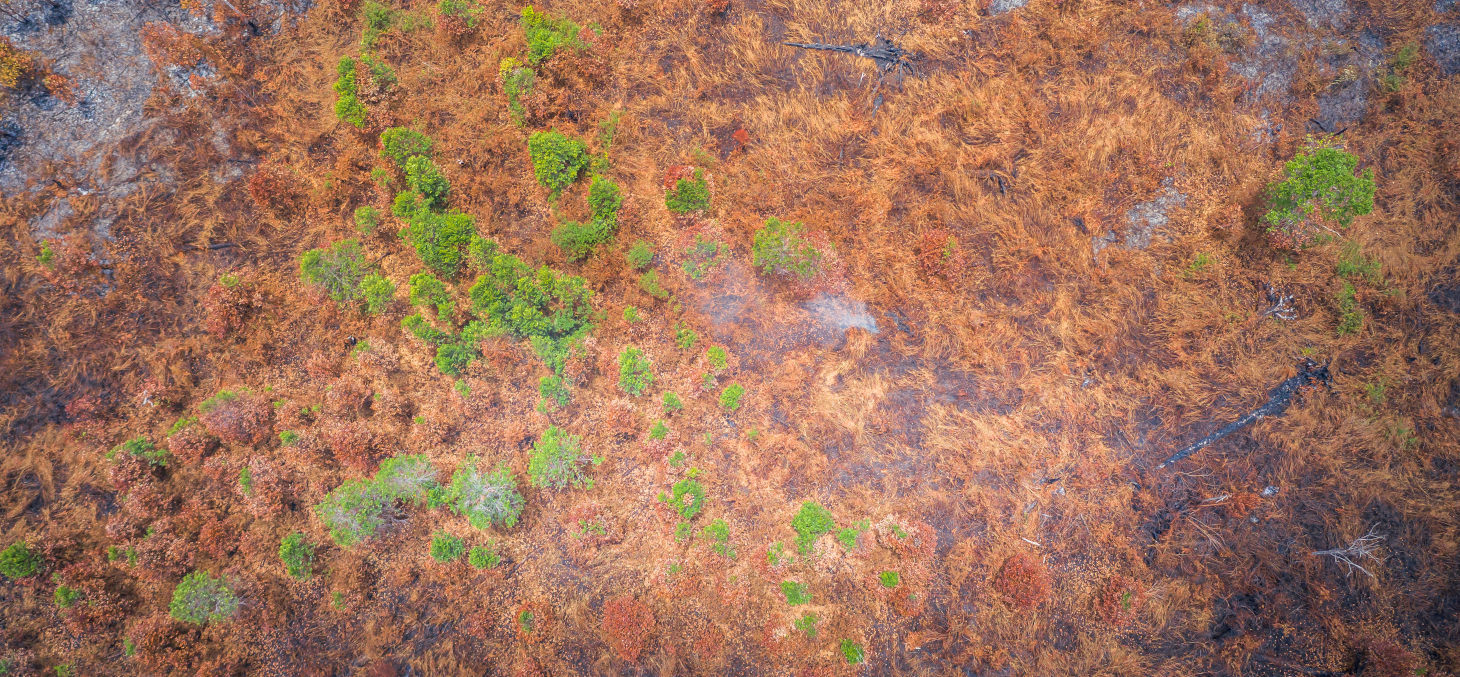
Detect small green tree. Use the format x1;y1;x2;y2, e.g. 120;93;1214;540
793;612;818;637
374;454;441;505
354;205;381;235
1262;136;1377;249
527;425;599;489
401;209;475;277
500;58;535;126
669;479;704;519
626;240;654;269
662;391;682;414
445;461;524;529
429;532;466;563
791;501;835;554
719;383;745;411
405;155;451;211
706;346;727;371
468;543;500;569
360;273;396;314
169;571;239;625
700;518;733;557
520;6;585;65
300;239;367;304
752;218;822;280
618;346;654;395
781;581;811;605
674;322;698;349
409;272;453;318
278;533;316;580
539;375;570;409
315;479;387;547
53;584;81;608
108;436;169;467
880;571;900;588
379;127;434;167
527;130;589;194
333;57;367;128
665;168;710;213
649;419;669;440
840;639;865;665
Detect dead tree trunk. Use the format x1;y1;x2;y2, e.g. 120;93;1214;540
1157;361;1330;469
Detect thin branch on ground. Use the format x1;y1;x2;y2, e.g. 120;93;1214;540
1313;525;1385;579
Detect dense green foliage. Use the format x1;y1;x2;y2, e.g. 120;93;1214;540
169;572;239;625
405;156;450;211
409;272;452;318
680;235;726;280
665;168;710;213
0;542;39;579
333;57;367;128
539;375;570;409
626;240;654;269
527;130;589;194
108;435;168;467
662;391;682;414
469;543;500;569
638;269;670;299
552;176;622;261
781;581;811;605
700;518;732;557
706;346;727;371
649;419;668;440
300;239;368;304
438;0;483;27
791;501;835;554
401;209;475;277
618;346;654;395
840;639;865;665
53;584;80;608
315;479;387;547
468;254;594;342
752;218;822;279
669;479;704;519
429;532;466;563
379;127;433;167
278;533;315;580
500;58;535;126
719;383;745;411
674;322;698;349
360;273;396;314
1263;137;1376;248
520;6;584;65
528;425;598;490
354;205;381;235
444;461;524;529
375;454;440;505
880;570;900;588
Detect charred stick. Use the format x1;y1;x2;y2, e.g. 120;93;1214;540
1157;361;1330;469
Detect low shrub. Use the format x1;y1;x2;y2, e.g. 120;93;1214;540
719;383;744;411
623;306;641;323
278;532;315;580
409;272;453;318
169;571;239;625
791;501;835;554
430;532;466;563
315;479;387;547
603;596;656;662
401;209;475;277
527;425;599;490
444;461;524;529
626;240;654;269
375;454;441;504
673;322;697;349
668;479;704;519
108;436;169;467
360;1;395;47
752;218;822;280
467;235;499;272
880;570;900;588
1337;241;1382;283
840;639;865;665
664;168;710;213
680;235;726;280
468;543;500;569
780;580;811;605
54;584;81;608
527;130;589;194
354;205;381;235
662;391;682;414
437;0;483;33
706;346;727;371
300;239;367;304
993;552;1051;608
793;612;817;637
521;6;584;65
618;347;654;395
638;269;670;300
1262;136;1376;250
539;376;570;409
333;57;367;128
552;176;621;261
0;543;39;579
380;127;433;167
405;155;450;211
1337;282;1363;335
500;58;534;126
648;419;668;440
360;273;396;314
700;518;732;557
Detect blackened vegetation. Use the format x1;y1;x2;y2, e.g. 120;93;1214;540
1157;361;1332;469
782;35;918;114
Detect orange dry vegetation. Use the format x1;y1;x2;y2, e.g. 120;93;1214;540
1;0;1459;674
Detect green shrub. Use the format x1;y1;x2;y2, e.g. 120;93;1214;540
791;501;835;554
169;571;239;625
539;376;570;409
665;168;710;213
37;240;54;267
675;520;693;541
1262;137;1376;249
405;155;450;211
1336;282;1363;335
278;533;315;580
300;239;367;304
706;346;727;371
467;236;499;272
402;313;456;346
794;612;818;637
618;346;654;395
372;454;440;506
108;436;168;467
361;1;394;47
279;430;299;446
840;639;865;665
674;322;697;349
53;584;80;608
521;6;584;65
719;383;744;411
553;176;622;261
662;391;682;414
438;0;483;27
527;130;589;194
360;51;396;88
649;419;668;440
626;240;654;269
669;479;704;519
430;532;466;563
409;272;453;318
766;541;788;566
468;253;594;342
401;209;475;277
1337;241;1381;283
587;175;622;218
315;479;388;547
518;608;535;633
528;425;599;490
781;581;811;605
360;273;396;314
444;461;524;529
380;127;433;167
680;235;726;280
238;466;253;495
354;205;381;235
638;269;670;299
623;305;641;323
700;518;733;557
55;664;74;676
333;57;367;128
752;218;822;280
500;58;535;126
468;543;500;569
837;527;860;549
880;570;900;588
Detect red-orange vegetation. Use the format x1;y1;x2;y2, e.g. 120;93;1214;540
201;280;255;337
241;456;286;519
705;0;729;16
917;229;965;282
603;596;656;662
324;422;376;473
992;552;1051;609
325;377;372;419
130;613;202;675
166;425;215;463
1094;574;1142;626
139;22;204;71
199;391;271;446
42;72;77;106
246;163;304;216
106;453;153;494
39;236;102;296
693;626;725;662
891;584;923;617
0;37;34;88
1365;641;1418;677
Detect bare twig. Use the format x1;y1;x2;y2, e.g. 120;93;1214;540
1259;284;1297;321
1313;525;1385;579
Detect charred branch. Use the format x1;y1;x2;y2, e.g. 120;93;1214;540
1157;361;1331;469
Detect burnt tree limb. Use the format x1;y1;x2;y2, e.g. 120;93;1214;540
1157;361;1331;469
783;36;919;115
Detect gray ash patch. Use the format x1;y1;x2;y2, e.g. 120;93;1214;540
988;0;1028;14
1092;179;1187;256
1427;24;1460;76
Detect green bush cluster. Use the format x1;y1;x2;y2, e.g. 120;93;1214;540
618;346;654;395
1337;241;1381;284
405;156;450;210
468;253;594;343
300;239;368;305
359;52;396;94
527;130;589;195
668;479;704;519
539;375;570;410
527;425;600;490
400;205;475;278
781;580;811;605
649;419;668;440
354;205;381;235
880;570;900;588
680;235;726;280
552;175;622;261
623;305;641;323
438;0;483;27
626;240;654;269
638;269;670;300
169;571;239;625
409;272;453;318
662;391;682;414
500;58;535;126
278;532;316;580
719;383;744;411
361;1;395;48
521;6;585;65
794;612;818;637
429;532;466;563
107;436;169;467
442;460;524;529
752;218;822;280
674;322;697;349
665;168;710;214
316;455;441;547
1336;282;1363;335
840;639;865;665
706;346;727;371
469;542;500;569
333;57;367;128
380;127;434;166
360;273;396;314
791;501;835;554
1263;137;1376;249
700;518;733;557
0;542;39;579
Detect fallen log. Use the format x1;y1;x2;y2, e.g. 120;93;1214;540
1157;361;1330;469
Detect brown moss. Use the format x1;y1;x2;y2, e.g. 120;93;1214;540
992;552;1051;609
603;595;656;662
199;391;271;446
